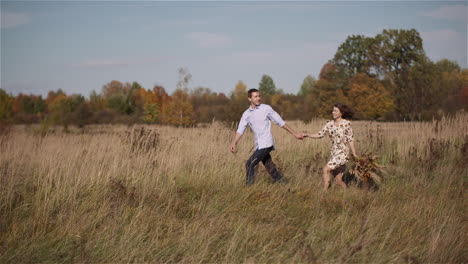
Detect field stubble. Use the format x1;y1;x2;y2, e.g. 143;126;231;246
0;114;467;263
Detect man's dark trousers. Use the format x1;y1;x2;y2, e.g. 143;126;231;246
245;146;284;185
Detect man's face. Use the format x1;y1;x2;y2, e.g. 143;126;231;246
248;91;261;106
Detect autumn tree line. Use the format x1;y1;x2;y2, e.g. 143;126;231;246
1;29;467;129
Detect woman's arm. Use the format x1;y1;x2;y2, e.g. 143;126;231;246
281;123;304;139
305;123;328;139
304;133;323;139
344;121;357;157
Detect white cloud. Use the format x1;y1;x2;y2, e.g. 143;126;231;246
1;11;31;29
421;29;467;67
185;32;232;48
422;4;467;21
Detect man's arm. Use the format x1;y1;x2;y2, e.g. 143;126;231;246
281;123;304;140
231;112;248;153
266;106;303;140
230;132;243;153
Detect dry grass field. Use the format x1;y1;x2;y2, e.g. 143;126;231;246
1;114;467;263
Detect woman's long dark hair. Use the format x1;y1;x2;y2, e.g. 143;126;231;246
334;103;353;119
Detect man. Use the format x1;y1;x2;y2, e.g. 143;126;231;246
230;88;304;185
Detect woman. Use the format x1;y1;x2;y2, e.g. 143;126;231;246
305;103;357;191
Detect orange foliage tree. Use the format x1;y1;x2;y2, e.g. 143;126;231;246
347;73;394;120
311;63;348;118
162;89;194;126
223;80;248;124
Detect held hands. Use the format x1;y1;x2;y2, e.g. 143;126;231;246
294;133;305;140
231;131;304;153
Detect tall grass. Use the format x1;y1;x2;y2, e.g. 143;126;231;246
1;114;467;263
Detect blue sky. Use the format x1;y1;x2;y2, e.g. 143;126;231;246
1;1;467;97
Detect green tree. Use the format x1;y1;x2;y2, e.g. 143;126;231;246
375;29;425;78
258;74;276;96
298;75;317;97
19;95;36;114
439;68;468;115
0;89;14;121
332;35;376;78
12;94;46;123
34;96;47;114
405;58;442;120
68;95;90;128
101;80;136;115
435;59;461;73
370;29;426;119
142;103;159;123
106;93;131;114
102;80;130;99
129;82;145;115
47;94;75;131
118;81;142;116
89;90;106;112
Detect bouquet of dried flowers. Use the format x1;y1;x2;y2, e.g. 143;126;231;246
349;152;384;185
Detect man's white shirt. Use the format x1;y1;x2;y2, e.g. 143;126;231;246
236;104;285;150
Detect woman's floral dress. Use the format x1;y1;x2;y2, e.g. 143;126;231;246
317;119;354;170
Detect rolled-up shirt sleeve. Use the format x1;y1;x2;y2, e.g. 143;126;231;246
236;113;249;135
266;105;285;127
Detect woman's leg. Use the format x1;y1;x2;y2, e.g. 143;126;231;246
322;165;332;191
335;172;347;189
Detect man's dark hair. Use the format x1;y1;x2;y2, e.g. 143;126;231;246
248;88;259;98
334;103;354;119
